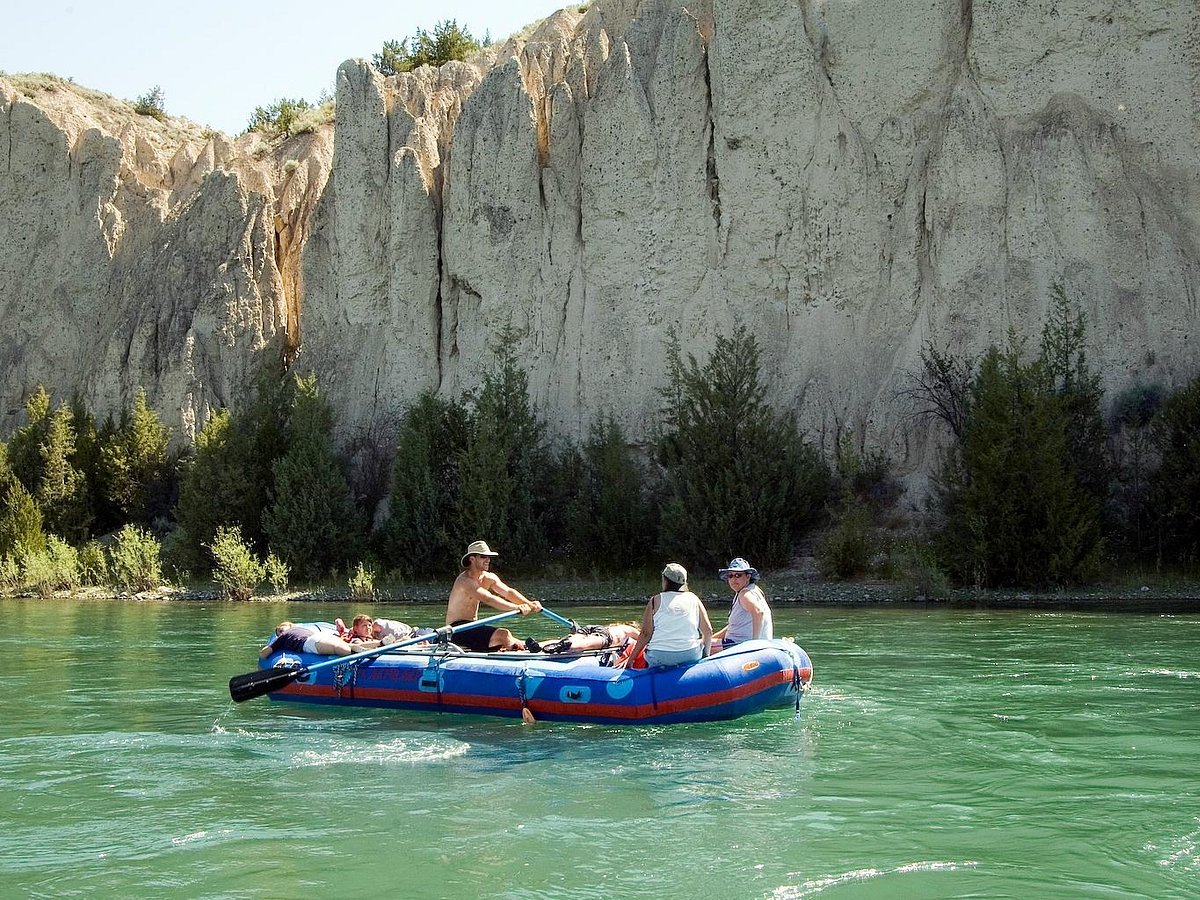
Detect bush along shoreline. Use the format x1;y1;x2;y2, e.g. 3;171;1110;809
2;290;1199;602
9;570;1200;616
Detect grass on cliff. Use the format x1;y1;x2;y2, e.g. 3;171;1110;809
2;72;114;107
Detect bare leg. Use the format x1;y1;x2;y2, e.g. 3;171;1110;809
311;635;354;656
488;628;526;651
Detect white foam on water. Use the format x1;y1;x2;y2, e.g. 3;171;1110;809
289;736;470;768
772;860;979;898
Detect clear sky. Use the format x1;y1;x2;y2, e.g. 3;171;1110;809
3;1;569;134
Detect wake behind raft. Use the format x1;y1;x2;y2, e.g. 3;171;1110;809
234;619;814;726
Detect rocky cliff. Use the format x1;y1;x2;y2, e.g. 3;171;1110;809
2;0;1198;499
0;75;330;437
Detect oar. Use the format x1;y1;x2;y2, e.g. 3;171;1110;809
228;610;522;703
539;606;579;631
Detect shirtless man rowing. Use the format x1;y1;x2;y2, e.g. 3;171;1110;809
446;540;542;652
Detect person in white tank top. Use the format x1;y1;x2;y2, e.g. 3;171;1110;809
712;557;773;649
619;562;714;668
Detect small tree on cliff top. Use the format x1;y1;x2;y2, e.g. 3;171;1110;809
36;404;92;543
373;20;481;75
133;86;166;120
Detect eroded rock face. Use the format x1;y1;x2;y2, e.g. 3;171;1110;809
2;0;1198;504
0;77;332;438
299;0;1199;499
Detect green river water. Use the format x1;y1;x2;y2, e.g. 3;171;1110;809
0;598;1197;899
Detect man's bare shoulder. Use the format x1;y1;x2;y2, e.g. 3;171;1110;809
478;571;504;590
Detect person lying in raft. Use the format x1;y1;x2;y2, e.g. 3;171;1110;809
371;617;425;643
446;540;543;652
616;563;713;669
711;557;774;651
536;622;648;667
536;622;641;654
259;621;355;658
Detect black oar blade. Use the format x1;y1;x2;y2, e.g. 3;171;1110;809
229;665;306;703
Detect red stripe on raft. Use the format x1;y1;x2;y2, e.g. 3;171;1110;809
276;666;797;720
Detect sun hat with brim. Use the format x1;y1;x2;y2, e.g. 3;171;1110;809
461;540;500;568
718;557;759;582
661;562;688;585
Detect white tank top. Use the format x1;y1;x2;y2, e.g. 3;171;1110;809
650;590;703;652
726;584;773;641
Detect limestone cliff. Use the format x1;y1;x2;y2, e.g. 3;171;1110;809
303;0;1200;490
2;0;1199;502
0;75;331;437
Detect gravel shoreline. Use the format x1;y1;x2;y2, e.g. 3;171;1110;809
10;578;1200;613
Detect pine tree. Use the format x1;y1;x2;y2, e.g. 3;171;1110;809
7;386;53;494
935;344;1102;587
173;360;295;566
1149;375;1200;565
69;398;117;534
372;39;410;76
174;409;257;570
378;392;468;575
657;326;830;567
101;387;173;525
1040;285;1111;517
237;359;297;550
0;441;46;558
373;20;480;74
451;341;556;565
566;415;657;571
36;404;92;542
262;376;364;579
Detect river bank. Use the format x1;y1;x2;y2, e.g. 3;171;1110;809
7;573;1200;613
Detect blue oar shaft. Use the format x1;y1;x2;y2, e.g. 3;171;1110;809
292;609;521;676
539;607;576;630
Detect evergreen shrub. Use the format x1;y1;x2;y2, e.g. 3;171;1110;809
891;537;951;599
22;536;80;598
657;326;830;568
78;540;109;586
208;525;265;601
348;562;376;602
815;501;874;580
109;525;163;592
1149;374;1200;565
265;553;289;594
263;376;364;578
0;555;19;591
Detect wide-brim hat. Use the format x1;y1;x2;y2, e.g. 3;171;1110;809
718;557;759;581
661;562;688;585
461;540;499;568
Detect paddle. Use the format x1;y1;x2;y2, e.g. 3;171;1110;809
229;610;522;703
539;606;579;631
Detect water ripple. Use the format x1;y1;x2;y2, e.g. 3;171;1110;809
772;860;980;898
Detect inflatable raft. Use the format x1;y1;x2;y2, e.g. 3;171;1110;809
254;629;813;725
